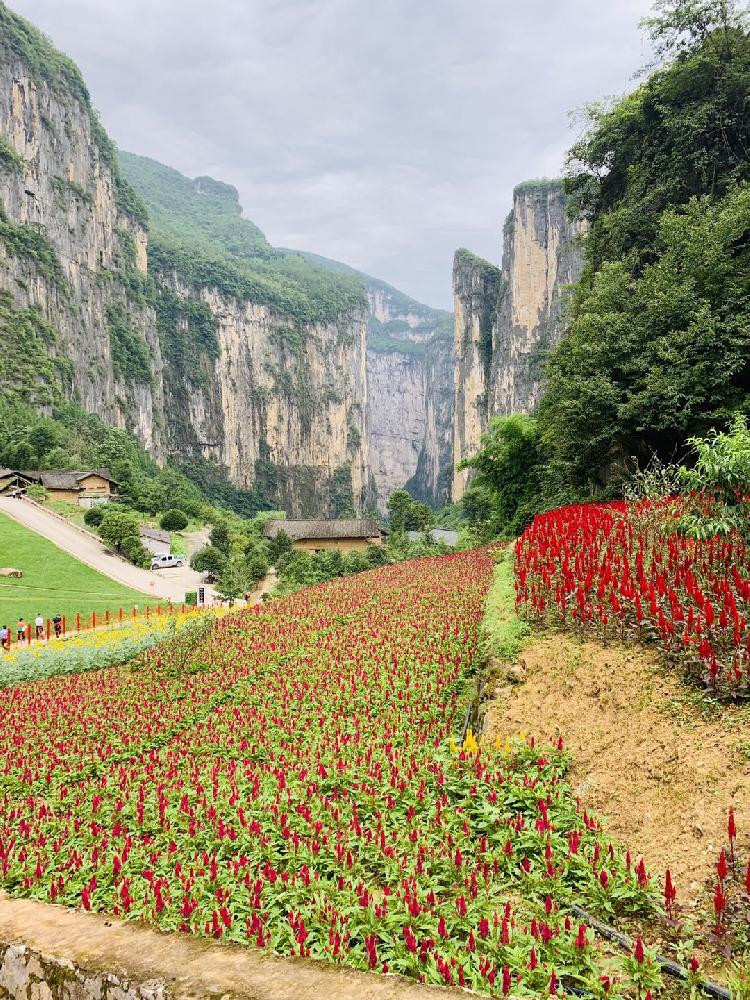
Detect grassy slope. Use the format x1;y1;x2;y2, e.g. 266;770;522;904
0;513;155;627
482;547;530;658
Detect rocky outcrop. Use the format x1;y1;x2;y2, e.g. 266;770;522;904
0;45;166;455
365;281;454;509
158;276;372;516
451;181;584;500
451;249;501;501
490;181;585;417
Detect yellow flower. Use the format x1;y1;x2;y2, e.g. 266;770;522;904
462;728;479;755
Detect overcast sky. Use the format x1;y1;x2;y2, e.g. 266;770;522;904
14;0;654;308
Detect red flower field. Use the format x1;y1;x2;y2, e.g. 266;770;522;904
515;501;750;696
0;549;658;995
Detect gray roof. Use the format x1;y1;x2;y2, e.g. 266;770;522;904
406;528;459;546
18;469;118;490
264;518;382;541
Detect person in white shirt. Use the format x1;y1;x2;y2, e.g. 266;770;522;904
35;613;44;639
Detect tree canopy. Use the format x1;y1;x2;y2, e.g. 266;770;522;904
538;6;750;498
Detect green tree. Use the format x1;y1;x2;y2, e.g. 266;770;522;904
216;557;247;605
267;529;293;566
83;506;104;528
540;187;750;494
98;509;148;566
386;490;413;533
540;8;750;498
190;544;226;582
160;508;189;531
460;415;544;539
209;522;231;556
641;0;749;60
679;414;750;538
27;423;58;464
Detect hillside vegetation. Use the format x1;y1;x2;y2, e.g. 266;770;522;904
539;5;750;498
463;2;750;538
118;152;367;325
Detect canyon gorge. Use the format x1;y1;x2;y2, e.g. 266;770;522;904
0;4;583;515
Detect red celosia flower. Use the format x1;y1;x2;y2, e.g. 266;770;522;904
633;936;645;964
717;849;728;882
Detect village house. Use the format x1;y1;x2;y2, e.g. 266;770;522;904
263;518;384;554
0;469;119;506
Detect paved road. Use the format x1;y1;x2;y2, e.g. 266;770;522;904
0;496;214;604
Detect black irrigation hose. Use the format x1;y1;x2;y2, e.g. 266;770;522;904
571;905;732;1000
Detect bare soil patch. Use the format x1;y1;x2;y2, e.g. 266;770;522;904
481;634;750;912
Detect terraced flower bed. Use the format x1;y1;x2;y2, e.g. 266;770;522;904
0;551;662;995
515;501;750;697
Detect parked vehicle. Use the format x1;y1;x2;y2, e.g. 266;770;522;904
150;553;184;570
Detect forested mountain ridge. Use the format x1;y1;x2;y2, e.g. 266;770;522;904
456;3;750;537
539;10;750;497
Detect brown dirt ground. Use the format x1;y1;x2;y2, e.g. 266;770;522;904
481;634;750;913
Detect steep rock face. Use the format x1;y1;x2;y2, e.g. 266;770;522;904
367;350;426;508
451;249;501;501
365;282;454;509
275;249;456;511
0;12;374;517
490;182;585;417
159;276;372;516
451;181;583;500
0;49;166;454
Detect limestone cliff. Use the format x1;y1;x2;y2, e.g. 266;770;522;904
0;12;166;454
451;249;501;501
276;251;455;510
153;273;372;516
490;181;585;418
118;152;373;517
0;6;374;517
451;180;583;500
365;280;454;509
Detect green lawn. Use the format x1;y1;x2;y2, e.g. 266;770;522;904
0;513;156;630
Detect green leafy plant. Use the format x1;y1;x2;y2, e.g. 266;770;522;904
678;414;750;539
190;544;226;582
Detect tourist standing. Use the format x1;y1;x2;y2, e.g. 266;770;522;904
35;612;44;639
16;617;26;642
52;613;62;639
0;625;8;650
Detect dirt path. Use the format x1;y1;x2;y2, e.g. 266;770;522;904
0;497;212;604
481;634;750;911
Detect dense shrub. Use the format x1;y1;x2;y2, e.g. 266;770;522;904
83;506;104;528
160;508;189;532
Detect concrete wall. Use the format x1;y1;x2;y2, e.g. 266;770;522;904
292;536;381;553
0;892;464;1000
